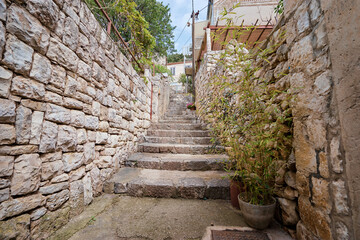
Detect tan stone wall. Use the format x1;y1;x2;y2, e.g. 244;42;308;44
0;0;163;238
195;0;358;239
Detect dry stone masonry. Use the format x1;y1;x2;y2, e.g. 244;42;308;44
195;0;358;239
0;0;170;238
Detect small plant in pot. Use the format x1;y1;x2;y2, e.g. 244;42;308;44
186;102;196;110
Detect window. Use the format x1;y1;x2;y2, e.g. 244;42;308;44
170;67;175;75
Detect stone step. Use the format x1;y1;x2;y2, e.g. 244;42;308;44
145;136;212;144
104;167;230;199
125;153;227;171
146;129;209;137
138;143;224;154
150;123;206;131
162;116;197;120
158;119;199;124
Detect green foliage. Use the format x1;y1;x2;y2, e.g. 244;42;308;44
154;64;172;75
134;0;175;56
201;11;293;206
85;0;156;70
179;73;192;91
167;53;192;63
274;0;284;15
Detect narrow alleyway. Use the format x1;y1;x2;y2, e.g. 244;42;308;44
51;91;292;240
105;92;230;198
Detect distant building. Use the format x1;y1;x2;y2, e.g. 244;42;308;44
167;61;192;82
192;0;278;72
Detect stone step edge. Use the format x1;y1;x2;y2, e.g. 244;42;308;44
103;169;230;199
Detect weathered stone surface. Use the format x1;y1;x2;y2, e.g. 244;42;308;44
0;188;9;202
0;21;4;59
69;180;84;218
70;110;85;128
41;151;62;163
62;152;83;172
83;172;93;205
30;205;70;240
46;38;78;72
77;128;87;145
311;177;331;213
39;121;58;153
298;196;332;239
84;142;95;164
278;198;299;226
30;207;47;221
0;156;14;177
0;99;16;123
30;53;52;84
69;166;85;182
289;35;314;69
11;154;41;196
57;125;77;152
0;0;5;22
0;66;13;98
39;182;68;195
335;221;349;240
64;75;78;96
96;131;108;144
51;173;69;183
50;64;66;89
63;97;83;110
332;179;349;215
15;105;32;144
84;115;99;130
283;186;298;200
6;5;50;54
29;111;44;145
45;103;71;124
0;145;38;155
330;137;343;173
0;124;16;145
284;171;296;188
0;214;30;240
41;160;64;181
77;34;92;65
95;156;112;169
92;101;100;116
11;75;45;100
26;0;59;30
90;167;102;196
46;189;70;211
0;179;10;189
21;99;46;112
296;221;318;240
63;17;79;51
0;194;45;220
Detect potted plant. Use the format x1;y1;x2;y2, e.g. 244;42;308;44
186;102;196;110
203;39;292;229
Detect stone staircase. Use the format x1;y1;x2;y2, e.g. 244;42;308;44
105;93;230;199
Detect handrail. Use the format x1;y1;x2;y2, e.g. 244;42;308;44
93;0;143;72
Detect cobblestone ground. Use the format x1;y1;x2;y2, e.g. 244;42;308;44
50;194;291;240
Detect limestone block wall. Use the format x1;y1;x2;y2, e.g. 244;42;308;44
195;0;356;239
0;0;154;238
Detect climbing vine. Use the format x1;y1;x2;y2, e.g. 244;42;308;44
85;0;156;70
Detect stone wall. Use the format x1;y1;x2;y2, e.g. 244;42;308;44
195;0;357;239
0;0;163;238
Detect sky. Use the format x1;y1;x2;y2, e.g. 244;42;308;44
160;0;209;53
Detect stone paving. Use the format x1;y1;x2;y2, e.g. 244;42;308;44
51;194;292;240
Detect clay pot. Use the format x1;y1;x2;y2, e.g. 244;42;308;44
230;179;244;209
238;194;276;229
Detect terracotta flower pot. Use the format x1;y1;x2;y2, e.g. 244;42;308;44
230;179;244;209
238;194;276;230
